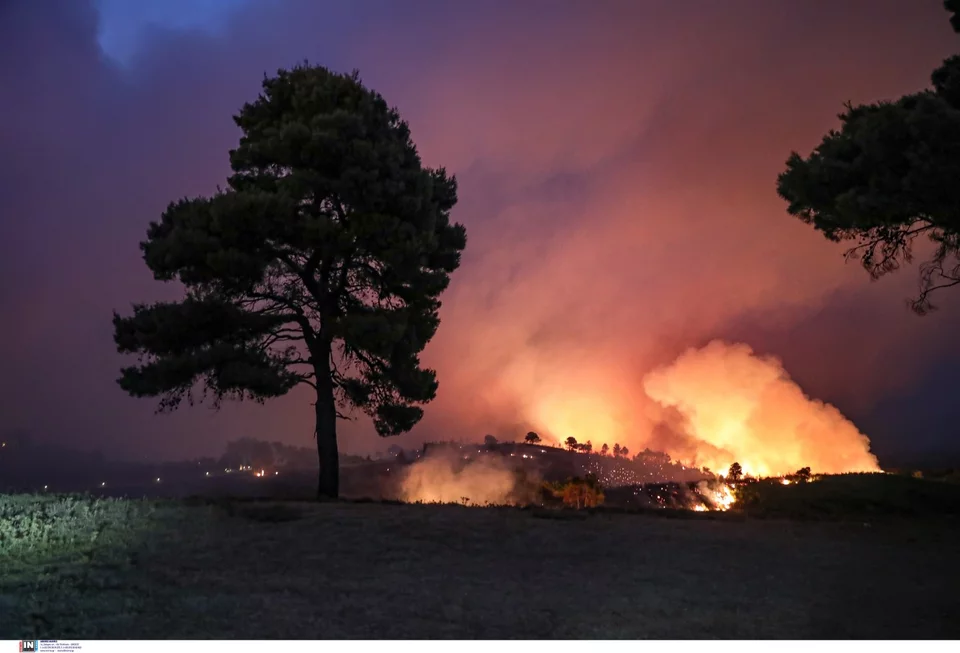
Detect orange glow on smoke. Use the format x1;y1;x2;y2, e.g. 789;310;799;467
530;393;624;450
399;454;519;506
642;341;880;477
526;341;880;478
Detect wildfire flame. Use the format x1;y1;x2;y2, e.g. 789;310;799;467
712;484;736;510
522;342;878;478
397;344;881;512
641;341;880;477
696;481;736;511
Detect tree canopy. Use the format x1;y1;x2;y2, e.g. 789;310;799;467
112;64;467;497
777;2;960;314
727;462;743;482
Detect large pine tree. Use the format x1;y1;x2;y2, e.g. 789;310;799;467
113;65;467;498
777;2;960;314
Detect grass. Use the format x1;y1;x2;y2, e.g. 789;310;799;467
736;472;960;519
0;494;162;557
1;482;958;639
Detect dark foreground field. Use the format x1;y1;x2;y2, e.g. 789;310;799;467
2;492;958;639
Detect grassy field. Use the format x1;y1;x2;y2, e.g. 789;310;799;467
2;479;958;639
736;473;960;519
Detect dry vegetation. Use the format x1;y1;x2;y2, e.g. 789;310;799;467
2;485;958;639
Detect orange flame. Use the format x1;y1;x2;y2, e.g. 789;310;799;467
529;341;879;477
642;341;880;476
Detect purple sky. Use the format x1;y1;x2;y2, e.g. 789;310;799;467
1;0;959;464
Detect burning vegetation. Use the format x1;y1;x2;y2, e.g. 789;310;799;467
392;341;882;514
392;421;854;514
473;341;882;494
393;442;748;513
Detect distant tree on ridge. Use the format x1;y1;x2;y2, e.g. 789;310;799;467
728;462;743;482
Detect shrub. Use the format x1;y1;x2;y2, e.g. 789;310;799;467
0;494;158;559
543;474;605;509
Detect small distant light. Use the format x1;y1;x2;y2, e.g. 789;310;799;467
43;485;48;490
156;477;161;483
205;472;210;477
274;471;278;475
101;482;106;487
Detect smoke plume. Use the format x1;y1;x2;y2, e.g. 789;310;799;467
398;452;533;506
3;1;959;465
642;341;881;476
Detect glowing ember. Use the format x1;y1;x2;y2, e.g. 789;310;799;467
781;478;791;485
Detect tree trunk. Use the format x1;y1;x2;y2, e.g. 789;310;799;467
314;356;339;500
